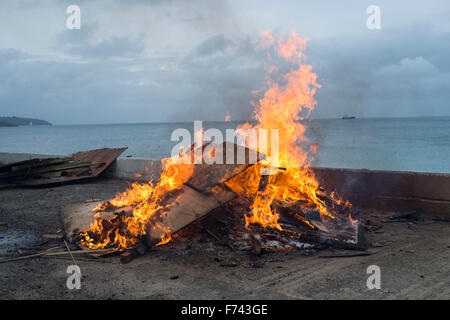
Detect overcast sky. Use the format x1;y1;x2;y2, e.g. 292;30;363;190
0;0;449;124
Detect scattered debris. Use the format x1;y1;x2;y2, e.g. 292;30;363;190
249;233;263;255
120;250;139;264
0;246;117;263
118;240;148;264
64;239;81;277
204;226;230;249
0;147;127;187
133;241;148;256
0;244;61;262
0;251;54;263
220;260;240;267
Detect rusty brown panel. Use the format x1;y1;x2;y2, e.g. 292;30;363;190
20;147;127;186
70;147;128;177
0;158;67;174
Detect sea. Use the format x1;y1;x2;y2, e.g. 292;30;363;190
1;117;450;173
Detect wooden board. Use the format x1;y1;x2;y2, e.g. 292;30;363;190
19;147;127;186
146;184;236;246
0;158;67;175
60;202;115;241
186;142;263;192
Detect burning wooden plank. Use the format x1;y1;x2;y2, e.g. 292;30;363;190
62;142;262;255
60;202;115;241
186;141;263;192
145;184;236;247
142;142;261;247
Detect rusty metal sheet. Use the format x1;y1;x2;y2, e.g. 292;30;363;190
0;158;66;176
18;147;127;186
70;147;127;177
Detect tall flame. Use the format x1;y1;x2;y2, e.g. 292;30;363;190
225;31;335;230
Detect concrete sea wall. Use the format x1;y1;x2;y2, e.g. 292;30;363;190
1;152;449;218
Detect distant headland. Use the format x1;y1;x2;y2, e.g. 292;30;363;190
0;116;52;127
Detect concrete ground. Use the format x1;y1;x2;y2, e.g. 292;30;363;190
0;178;449;299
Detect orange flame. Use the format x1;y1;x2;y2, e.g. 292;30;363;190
80;153;193;249
225;31;339;230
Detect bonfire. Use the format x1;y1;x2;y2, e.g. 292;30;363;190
76;31;366;258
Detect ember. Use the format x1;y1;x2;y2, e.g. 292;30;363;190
76;31;365;257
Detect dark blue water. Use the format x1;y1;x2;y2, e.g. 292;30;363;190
1;117;449;173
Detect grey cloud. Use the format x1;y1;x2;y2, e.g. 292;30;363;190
193;34;232;56
307;25;450;118
56;24;146;59
375;57;439;77
70;35;146;58
168;34;265;121
0;48;28;62
1;1;450;124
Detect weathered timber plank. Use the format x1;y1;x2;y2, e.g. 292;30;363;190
20;148;127;186
186;142;263;192
60;202;115;241
146;184;236;246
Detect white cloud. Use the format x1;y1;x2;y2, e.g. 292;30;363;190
376;57;439;77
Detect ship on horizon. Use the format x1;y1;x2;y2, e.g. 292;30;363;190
342;115;356;120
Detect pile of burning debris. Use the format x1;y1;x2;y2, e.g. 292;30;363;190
62;31;369;263
62;142;368;264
